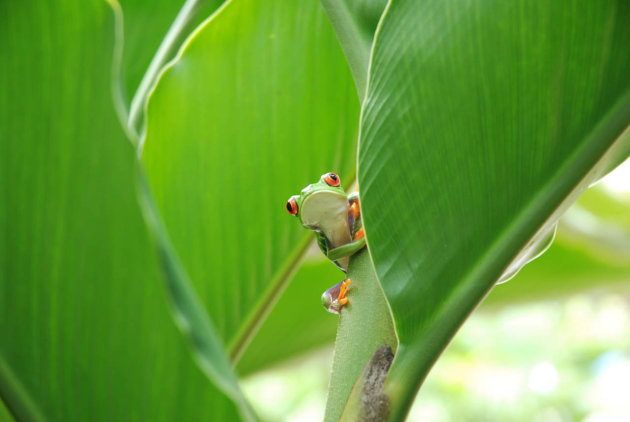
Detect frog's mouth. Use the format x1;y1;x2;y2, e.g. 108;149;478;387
301;191;352;249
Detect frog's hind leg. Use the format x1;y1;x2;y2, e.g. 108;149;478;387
321;278;352;314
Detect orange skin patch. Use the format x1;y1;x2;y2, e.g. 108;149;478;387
350;199;360;219
353;226;365;241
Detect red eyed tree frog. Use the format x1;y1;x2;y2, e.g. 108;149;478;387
286;172;366;314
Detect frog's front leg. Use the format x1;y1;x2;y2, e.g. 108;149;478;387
327;237;366;261
321;278;352;314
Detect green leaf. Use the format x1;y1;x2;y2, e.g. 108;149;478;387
141;0;359;373
122;0;227;134
0;1;241;420
319;0;387;100
0;395;14;422
237;258;340;375
118;0;223;103
324;250;397;421
357;1;630;419
138;173;256;421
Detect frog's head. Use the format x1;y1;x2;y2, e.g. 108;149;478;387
286;172;347;228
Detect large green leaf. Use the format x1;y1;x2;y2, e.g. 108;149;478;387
357;0;630;419
0;1;240;420
141;0;359;370
121;0;227;134
319;0;387;100
118;0;223;103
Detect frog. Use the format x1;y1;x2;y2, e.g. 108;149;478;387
286;172;366;314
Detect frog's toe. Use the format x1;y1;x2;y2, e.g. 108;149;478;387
338;279;351;310
339;278;351;298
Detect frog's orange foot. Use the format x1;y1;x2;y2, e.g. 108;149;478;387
337;279;351;312
339;278;351;302
353;226;365;241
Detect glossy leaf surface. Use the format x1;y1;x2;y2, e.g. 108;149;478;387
0;1;240;420
142;0;359;366
357;1;630;418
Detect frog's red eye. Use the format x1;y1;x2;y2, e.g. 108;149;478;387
286;196;298;215
323;172;340;187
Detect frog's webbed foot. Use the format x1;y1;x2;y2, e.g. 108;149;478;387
338;279;350;306
321;278;351;314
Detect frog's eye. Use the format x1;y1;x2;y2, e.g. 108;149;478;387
286;196;299;216
323;172;341;187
